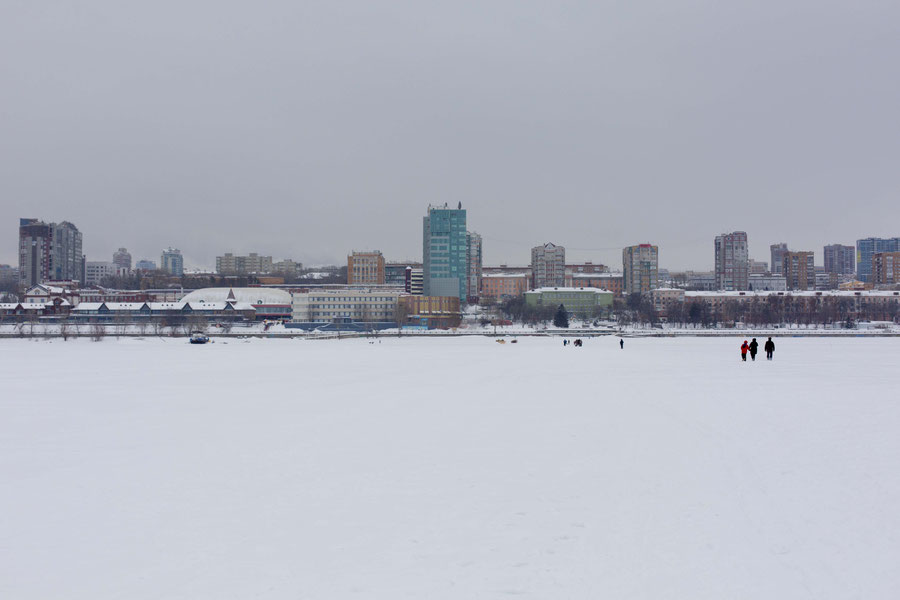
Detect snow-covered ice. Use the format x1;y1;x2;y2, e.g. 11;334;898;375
2;336;899;598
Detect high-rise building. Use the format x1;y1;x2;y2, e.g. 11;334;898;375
714;231;749;291
872;252;900;286
823;244;855;276
161;248;184;276
347;251;385;285
782;251;815;290
423;204;467;301
113;247;132;270
467;232;483;303
856;238;900;282
623;244;659;295
531;242;566;289
18;218;84;286
135;259;157;271
770;243;789;275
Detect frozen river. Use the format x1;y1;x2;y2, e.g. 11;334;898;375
2;336;899;598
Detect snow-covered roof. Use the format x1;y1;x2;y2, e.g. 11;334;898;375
180;287;291;305
0;303;22;309
570;272;621;278
74;301;256;312
684;290;900;298
526;287;614;294
482;272;529;278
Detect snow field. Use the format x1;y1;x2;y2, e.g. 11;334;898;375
1;336;899;599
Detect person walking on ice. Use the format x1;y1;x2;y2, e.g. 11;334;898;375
741;340;749;361
765;337;775;360
749;338;759;361
620;339;624;349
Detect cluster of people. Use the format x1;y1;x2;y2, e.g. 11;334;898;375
562;339;583;347
740;337;775;361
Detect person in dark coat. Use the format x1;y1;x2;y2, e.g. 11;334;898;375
749;338;759;361
740;340;749;361
764;337;775;360
620;338;624;349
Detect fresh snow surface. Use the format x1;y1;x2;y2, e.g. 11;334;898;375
2;336;899;599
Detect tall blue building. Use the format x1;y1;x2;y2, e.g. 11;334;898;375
856;237;900;282
423;204;468;301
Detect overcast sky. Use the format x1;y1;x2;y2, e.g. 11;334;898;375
2;0;899;271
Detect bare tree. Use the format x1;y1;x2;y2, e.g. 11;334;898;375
90;324;106;342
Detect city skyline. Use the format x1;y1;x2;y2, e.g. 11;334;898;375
3;1;899;271
3;213;891;274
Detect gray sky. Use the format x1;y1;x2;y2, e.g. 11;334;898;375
2;0;899;271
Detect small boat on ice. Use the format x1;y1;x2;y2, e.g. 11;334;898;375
189;332;210;344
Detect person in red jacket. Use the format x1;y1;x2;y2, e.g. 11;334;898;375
740;340;749;361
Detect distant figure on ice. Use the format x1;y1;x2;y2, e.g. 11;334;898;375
563;339;568;347
741;340;749;361
620;339;624;349
749;338;759;361
765;337;775;360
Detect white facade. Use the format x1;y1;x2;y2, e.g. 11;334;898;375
748;274;787;291
85;262;122;286
292;289;403;322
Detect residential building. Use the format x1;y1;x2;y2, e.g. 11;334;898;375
824;244;855;276
872;252;900;286
18;218;85;286
160;248;184;276
409;268;424;295
782;251;815;290
714;231;749;291
347;251;385;285
531;243;566;289
622;244;659;295
749;260;769;275
685;271;716;291
480;272;530;300
466;232;483;304
272;259;303;276
216;252;274;275
85;262;121;286
856;238;900;282
423;204;467;301
651;288;686;316
770;243;789;275
524;287;614;317
291;289;402;322
113;248;132;270
748;274;787;291
135;259;157;271
0;264;18;286
565;262;607;275
565;272;624;297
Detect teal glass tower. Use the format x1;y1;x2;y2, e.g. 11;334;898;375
423;204;468;302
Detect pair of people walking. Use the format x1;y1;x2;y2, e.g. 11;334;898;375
741;337;775;361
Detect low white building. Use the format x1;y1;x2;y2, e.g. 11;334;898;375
748;274;787;291
292;289;403;322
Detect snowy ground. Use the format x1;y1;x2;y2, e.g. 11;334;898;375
2;336;899;599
